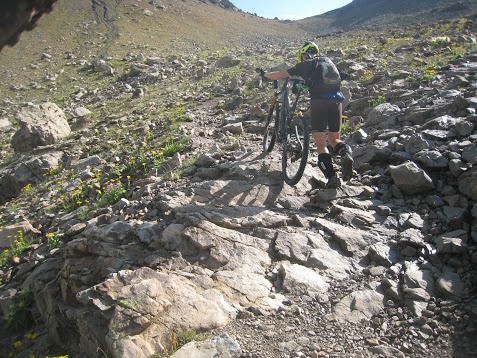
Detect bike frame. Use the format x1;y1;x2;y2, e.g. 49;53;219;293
261;75;310;185
280;77;306;140
264;77;305;139
263;79;280;129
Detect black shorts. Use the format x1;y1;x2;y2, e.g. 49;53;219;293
310;98;342;133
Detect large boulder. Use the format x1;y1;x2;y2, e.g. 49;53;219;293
0;151;64;200
0;220;40;248
389;161;435;196
458;165;477;201
170;334;242;358
330;289;385;323
366;103;401;127
11;102;71;153
214;56;241;69
74;268;237;358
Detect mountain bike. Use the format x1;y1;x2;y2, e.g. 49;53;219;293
257;69;310;186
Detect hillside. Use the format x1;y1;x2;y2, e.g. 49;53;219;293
297;0;477;35
0;1;476;358
4;0;477;98
0;0;307;98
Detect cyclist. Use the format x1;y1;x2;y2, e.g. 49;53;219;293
261;41;353;188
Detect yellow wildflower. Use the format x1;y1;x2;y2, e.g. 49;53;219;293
25;332;39;340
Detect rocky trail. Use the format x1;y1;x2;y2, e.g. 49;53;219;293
0;25;476;358
183;96;476;358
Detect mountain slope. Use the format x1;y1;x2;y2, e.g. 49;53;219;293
297;0;477;34
0;0;308;97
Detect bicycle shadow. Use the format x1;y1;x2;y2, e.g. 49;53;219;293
190;150;288;209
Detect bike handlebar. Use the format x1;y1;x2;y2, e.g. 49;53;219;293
255;68;306;91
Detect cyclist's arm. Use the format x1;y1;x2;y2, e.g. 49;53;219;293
264;70;290;81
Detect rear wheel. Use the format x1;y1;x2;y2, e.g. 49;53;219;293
282;115;309;185
263;101;280;152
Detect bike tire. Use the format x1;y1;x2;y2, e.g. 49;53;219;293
263;101;279;152
282;115;310;186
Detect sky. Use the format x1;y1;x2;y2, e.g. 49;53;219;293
231;0;354;20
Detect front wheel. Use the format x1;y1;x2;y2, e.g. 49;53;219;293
282;116;309;186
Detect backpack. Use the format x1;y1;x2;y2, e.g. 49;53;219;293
309;57;341;93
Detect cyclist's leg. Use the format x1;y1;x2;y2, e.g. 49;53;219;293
311;131;327;154
327;101;343;149
310;99;329;154
327;102;354;181
310;99;339;187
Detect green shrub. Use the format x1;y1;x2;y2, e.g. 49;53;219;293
341;115;361;135
95;181;127;208
429;36;451;47
46;232;63;250
61;187;87;213
5;289;34;332
0;231;32;267
368;95;386;108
